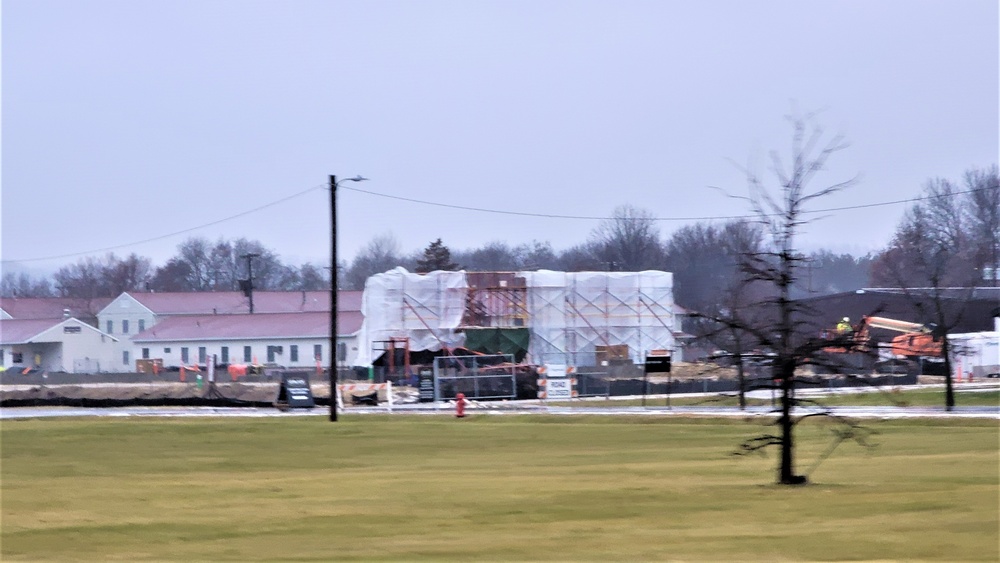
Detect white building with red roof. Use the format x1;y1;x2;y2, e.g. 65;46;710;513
0;316;119;373
96;290;364;371
130;310;363;369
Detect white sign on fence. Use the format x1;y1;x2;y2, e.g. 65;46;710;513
538;364;576;400
545;377;574;400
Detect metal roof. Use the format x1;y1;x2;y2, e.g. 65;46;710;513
130;311;363;342
0;319;64;344
0;318;116;345
119;290;363;315
0;297;113;320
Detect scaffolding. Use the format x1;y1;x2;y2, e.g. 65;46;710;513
355;268;468;367
520;270;674;367
461;272;529;328
354;269;674;370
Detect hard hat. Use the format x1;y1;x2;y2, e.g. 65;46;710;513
842;317;850;322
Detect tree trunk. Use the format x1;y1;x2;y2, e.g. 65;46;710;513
942;338;955;411
778;363;807;485
737;359;747;410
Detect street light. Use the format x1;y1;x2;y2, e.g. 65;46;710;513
330;174;368;422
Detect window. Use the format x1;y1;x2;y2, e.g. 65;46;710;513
290;345;298;362
337;341;347;360
123;351;130;366
221;346;229;364
142;348;150;359
12;352;23;364
164;347;171;354
181;347;189;363
138;319;145;332
267;345;283;363
314;344;323;362
106;320;113;334
198;347;206;363
122;320;130;334
244;346;252;362
0;350;4;366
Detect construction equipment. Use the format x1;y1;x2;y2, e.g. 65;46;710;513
863;316;943;359
819;315;943;374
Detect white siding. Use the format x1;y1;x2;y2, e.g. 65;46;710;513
97;294;157;339
131;335;360;369
97;294;158;372
6;319;119;373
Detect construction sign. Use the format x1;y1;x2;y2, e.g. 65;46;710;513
275;371;315;408
644;354;672;374
537;364;578;400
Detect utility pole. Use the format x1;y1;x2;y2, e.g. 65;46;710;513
240;252;260;313
328;174;367;423
330;175;338;422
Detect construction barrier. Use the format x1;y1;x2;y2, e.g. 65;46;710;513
537;377;578;400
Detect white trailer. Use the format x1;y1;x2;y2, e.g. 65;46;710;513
949;329;1000;380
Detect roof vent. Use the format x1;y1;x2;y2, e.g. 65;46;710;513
63;308;71;319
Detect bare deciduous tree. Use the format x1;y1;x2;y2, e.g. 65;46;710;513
704;114;876;485
53;253;151;298
1;272;54;298
964;165;1000;285
589;204;663;271
346;233;404;289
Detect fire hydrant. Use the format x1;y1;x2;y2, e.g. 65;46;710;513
455;393;466;418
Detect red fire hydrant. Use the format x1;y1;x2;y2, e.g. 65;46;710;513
455;393;466;418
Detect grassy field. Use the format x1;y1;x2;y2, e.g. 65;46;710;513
552;388;1000;408
2;415;997;561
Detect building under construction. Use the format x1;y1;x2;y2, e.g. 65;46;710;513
355;268;675;371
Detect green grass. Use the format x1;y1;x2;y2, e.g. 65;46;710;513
2;415;998;561
552;388;1000;408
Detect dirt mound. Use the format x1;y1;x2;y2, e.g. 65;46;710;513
0;382;310;406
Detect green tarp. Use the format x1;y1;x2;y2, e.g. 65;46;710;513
462;328;530;362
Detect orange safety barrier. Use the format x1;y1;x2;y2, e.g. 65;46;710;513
228;364;248;380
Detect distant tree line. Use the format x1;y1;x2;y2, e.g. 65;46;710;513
3;165;995;312
2;237;331;299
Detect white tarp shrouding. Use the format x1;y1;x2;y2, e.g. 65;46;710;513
354;268;468;366
519;270;674;367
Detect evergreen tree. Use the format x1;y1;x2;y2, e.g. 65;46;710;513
415;238;459;273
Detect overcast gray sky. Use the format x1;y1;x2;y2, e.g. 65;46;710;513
3;0;997;274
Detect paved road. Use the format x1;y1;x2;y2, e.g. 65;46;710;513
3;382;996;420
3;401;997;420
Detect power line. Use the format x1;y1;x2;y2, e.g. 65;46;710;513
342;184;989;221
4;181;988;264
3;184;326;263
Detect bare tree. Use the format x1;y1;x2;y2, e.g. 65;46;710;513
294;263;329;291
174;237;214;290
556;243;603;272
873;209;978;410
964;165;1000;285
1;272;54;298
105;253;153;296
663;220;765;312
589;204;663;271
346;233;404;289
705;114;875;485
454;241;522;272
517;240;559;271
